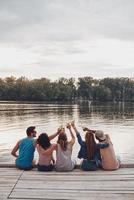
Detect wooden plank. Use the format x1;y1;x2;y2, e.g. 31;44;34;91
8;168;134;200
21;168;134;175
0;168;22;172
20;174;134;181
15;179;134;190
0;170;21;174
0;168;22;177
0;180;18;187
0;167;20;171
9;189;134;199
0;186;13;192
0;163;134;168
0;187;14;200
35;170;134;175
0;164;16;168
0;168;23;199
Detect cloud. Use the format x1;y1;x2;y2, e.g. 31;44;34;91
0;0;134;44
0;0;134;79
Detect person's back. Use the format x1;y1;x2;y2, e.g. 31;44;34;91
16;137;35;169
55;124;75;172
71;123;99;171
55;142;75;171
11;126;37;170
36;133;58;171
100;135;119;170
37;144;53;166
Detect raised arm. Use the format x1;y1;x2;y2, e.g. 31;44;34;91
49;128;61;140
71;121;79;136
83;127;96;134
71;122;84;146
11;141;20;158
66;123;75;145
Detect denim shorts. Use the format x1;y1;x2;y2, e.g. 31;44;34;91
81;159;98;171
37;164;54;172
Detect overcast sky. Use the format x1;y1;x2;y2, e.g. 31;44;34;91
0;0;134;80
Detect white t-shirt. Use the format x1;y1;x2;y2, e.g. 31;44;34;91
55;143;75;171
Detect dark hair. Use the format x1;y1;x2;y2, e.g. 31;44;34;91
85;133;96;160
37;133;51;149
57;133;68;151
26;126;36;136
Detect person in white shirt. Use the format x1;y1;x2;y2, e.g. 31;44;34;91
55;124;76;172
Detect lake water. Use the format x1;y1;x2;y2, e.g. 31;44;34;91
0;101;134;164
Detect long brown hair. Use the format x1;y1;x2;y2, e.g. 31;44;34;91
37;133;51;149
85;132;96;160
57;133;68;151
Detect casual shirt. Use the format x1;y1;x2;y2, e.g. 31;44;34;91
55;143;75;171
16;137;35;168
76;132;109;165
100;136;119;170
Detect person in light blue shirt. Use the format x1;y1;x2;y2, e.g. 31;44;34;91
11;126;60;170
11;126;37;170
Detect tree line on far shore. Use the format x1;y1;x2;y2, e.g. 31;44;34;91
0;76;134;102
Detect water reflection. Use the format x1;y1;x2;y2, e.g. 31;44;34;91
0;102;134;164
78;101;134;120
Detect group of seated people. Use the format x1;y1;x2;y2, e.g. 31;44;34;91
11;122;120;171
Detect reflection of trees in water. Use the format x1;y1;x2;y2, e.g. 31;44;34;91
0;105;74;122
0;102;133;123
77;101;134;119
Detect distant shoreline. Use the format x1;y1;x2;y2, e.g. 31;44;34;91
0;100;134;103
0;76;133;102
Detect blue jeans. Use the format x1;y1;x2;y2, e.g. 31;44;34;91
81;159;98;171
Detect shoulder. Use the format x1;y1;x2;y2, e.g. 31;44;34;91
21;137;32;143
20;137;26;142
14;140;21;148
18;138;26;144
51;143;58;150
51;143;57;147
96;142;109;149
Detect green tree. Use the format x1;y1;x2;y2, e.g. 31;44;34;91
77;77;94;100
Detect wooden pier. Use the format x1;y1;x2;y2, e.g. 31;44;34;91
1;167;134;200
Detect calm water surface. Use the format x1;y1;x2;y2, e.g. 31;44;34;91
0;101;134;164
